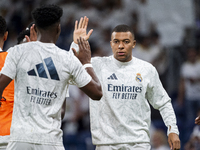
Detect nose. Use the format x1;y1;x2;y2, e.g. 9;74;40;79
118;42;124;49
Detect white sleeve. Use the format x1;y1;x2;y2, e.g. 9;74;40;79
1;47;18;79
68;52;91;88
69;42;79;53
146;66;179;136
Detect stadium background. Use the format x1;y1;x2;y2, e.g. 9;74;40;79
0;0;199;150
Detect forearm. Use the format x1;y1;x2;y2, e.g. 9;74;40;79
84;67;101;90
80;66;102;100
159;102;179;136
0;74;13;99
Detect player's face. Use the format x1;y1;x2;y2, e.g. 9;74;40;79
110;32;136;62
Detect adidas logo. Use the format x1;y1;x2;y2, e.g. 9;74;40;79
27;57;60;81
107;73;118;80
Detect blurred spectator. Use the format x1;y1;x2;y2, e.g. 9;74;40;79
151;129;170;150
135;0;153;36
184;108;200;150
177;46;200;146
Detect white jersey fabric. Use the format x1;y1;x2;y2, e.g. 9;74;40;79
1;41;91;146
180;60;200;100
90;55;179;145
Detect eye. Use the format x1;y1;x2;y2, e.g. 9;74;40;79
124;40;130;44
113;40;118;44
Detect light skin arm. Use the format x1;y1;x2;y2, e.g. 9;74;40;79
73;16;93;44
0;74;13;101
168;132;181;150
72;37;102;100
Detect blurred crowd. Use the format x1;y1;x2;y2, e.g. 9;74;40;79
1;0;200;150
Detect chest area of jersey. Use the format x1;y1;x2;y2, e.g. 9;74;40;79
100;68;145;100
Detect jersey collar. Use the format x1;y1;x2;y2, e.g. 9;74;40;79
112;55;133;67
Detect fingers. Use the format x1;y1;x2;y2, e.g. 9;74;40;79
25;35;30;42
195;116;200;125
78;17;83;29
30;24;37;41
71;48;78;56
85;29;93;40
168;139;172;150
173;140;180;150
77;16;88;29
77;37;85;50
168;133;181;150
74;20;78;31
77;37;90;50
83;16;88;29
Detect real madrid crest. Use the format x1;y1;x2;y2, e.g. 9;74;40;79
135;73;142;82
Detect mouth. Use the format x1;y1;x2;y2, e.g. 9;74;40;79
117;52;125;56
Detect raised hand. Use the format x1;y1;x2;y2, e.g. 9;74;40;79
73;16;93;44
72;37;91;65
25;24;37;42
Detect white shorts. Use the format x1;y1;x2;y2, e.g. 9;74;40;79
96;143;151;150
6;141;65;150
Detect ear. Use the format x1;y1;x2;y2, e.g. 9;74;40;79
3;31;8;42
34;25;37;33
132;40;136;49
110;40;112;47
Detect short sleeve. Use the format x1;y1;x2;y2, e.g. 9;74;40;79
68;53;92;88
1;47;19;79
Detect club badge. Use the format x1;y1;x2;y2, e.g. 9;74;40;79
135;73;142;82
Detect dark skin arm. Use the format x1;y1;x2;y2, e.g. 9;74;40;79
0;74;13;101
72;37;102;100
195;116;200;125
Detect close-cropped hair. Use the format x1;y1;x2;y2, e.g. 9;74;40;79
31;4;63;29
112;24;134;38
0;16;7;37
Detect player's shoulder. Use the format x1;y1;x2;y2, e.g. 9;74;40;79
91;55;112;64
133;56;154;68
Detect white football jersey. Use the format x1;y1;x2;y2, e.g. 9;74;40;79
90;55;179;145
1;41;91;145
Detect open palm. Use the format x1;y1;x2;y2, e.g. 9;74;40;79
73;16;93;44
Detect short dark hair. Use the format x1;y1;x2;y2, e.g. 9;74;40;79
112;24;134;39
0;16;7;37
31;4;63;29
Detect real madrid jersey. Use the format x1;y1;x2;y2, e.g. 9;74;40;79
1;41;91;145
90;55;179;145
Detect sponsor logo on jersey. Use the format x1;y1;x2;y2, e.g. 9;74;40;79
27;86;57;106
27;57;60;81
108;84;142;100
135;73;142;82
107;73;118;80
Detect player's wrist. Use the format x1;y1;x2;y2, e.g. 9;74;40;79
83;63;92;69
